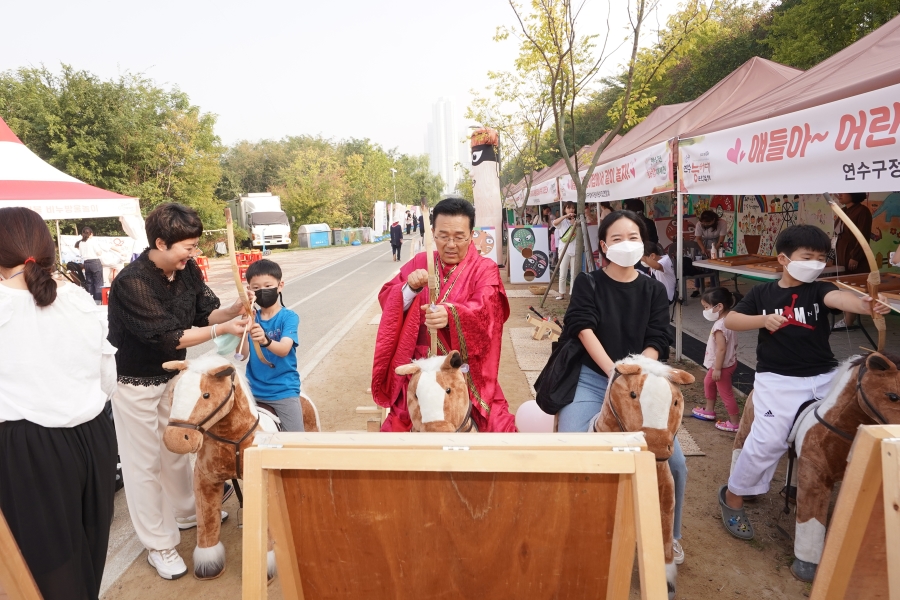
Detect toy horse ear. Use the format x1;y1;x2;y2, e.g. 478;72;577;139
213;366;235;378
616;364;643;376
444;351;463;370
395;364;421;376
667;368;695;385
162;361;188;372
866;352;895;372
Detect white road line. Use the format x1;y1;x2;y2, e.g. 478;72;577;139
286;247;391;310
282;242;382;286
299;287;382;381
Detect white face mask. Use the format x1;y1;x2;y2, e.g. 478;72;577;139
702;308;720;321
783;255;826;283
604;240;645;268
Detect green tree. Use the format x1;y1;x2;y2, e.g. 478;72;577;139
0;65;223;232
340;138;394;227
274;144;350;227
508;0;709;275
766;0;900;69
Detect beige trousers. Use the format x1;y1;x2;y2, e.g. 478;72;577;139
112;381;195;551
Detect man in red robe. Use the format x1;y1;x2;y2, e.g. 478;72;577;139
372;197;517;432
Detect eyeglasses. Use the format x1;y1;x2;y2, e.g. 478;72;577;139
435;235;471;245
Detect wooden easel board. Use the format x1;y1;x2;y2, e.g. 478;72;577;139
242;432;669;600
0;507;42;600
810;425;900;600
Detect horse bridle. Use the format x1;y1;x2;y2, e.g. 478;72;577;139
455;401;478;433
814;363;888;442
167;371;260;477
605;369;669;462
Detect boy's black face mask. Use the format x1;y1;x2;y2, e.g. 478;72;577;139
254;288;281;308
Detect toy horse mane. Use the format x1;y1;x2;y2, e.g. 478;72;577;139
168;354;260;422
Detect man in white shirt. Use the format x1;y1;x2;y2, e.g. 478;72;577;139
643;242;676;304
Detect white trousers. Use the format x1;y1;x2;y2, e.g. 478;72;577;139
112;381;195;551
728;370;838;496
558;252;576;296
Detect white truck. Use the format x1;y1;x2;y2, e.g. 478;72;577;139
235;193;292;249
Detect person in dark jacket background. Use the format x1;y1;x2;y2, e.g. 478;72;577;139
390;221;403;262
624;198;659;244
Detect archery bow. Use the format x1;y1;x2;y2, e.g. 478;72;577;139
225;208;274;367
824;193;885;352
422;202;439;357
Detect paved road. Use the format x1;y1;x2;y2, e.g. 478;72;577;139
100;240;405;596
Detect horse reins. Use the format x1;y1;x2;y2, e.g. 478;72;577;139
167;372;260;477
455;401;478;433
606;369;669;462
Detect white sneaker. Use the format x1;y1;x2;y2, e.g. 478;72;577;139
672;539;685;565
148;548;188;580
176;510;229;530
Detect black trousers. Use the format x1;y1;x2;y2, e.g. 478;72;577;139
83;258;103;301
0;412;117;600
391;243;402;260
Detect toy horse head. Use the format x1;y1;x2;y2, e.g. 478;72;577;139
395;350;475;432
161;355;256;455
850;352;900;426
594;355;694;460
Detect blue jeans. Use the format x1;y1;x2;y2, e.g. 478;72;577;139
558;364;686;539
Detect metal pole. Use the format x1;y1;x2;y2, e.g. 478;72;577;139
55;220;63;265
675;187;684;362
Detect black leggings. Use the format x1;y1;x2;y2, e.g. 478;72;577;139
392;243;402;260
0;413;117;600
83;259;103;301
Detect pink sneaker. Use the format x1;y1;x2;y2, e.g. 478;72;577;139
691;407;716;421
715;420;739;433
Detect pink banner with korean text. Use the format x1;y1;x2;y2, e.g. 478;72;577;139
679;82;900;195
558;139;675;203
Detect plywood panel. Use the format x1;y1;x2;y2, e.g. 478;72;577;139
281;470;619;600
845;488;888;599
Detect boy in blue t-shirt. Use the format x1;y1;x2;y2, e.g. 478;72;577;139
240;259;303;431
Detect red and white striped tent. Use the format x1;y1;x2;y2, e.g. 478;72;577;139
0;117;142;221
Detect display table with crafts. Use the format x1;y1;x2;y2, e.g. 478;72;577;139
693;255;844;296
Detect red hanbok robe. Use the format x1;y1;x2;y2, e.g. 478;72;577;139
371;243;517;432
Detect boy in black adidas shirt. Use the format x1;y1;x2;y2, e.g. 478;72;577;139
716;225;890;548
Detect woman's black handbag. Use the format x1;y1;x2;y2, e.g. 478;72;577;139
533;273;596;415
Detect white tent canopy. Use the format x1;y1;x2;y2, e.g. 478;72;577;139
0;116;147;251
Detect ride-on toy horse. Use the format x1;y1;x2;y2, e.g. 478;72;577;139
731;352;900;582
161;355;321;580
395;350;477;432
592;355;695;600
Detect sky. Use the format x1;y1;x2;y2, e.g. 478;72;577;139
2;0;687;156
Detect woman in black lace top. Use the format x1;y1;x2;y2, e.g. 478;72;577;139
107;203;247;580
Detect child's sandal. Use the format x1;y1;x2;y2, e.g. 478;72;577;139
715;420;739;433
691;407;716;421
718;485;755;540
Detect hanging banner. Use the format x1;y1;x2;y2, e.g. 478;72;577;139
557;140;675;203
525;178;560;205
679;82;900;195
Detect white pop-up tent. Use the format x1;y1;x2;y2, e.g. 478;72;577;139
0;116;148;253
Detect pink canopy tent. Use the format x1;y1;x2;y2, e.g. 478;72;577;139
559;57;803;203
679;13;900;196
558;102;690;203
0;116;148;253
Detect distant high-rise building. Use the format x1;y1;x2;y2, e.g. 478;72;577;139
425;97;471;195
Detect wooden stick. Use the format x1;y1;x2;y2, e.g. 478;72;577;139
833;280;900;314
422;202;438;357
235;319;252;361
225;208;273;367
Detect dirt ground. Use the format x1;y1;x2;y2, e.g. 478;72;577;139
103;280;813;600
